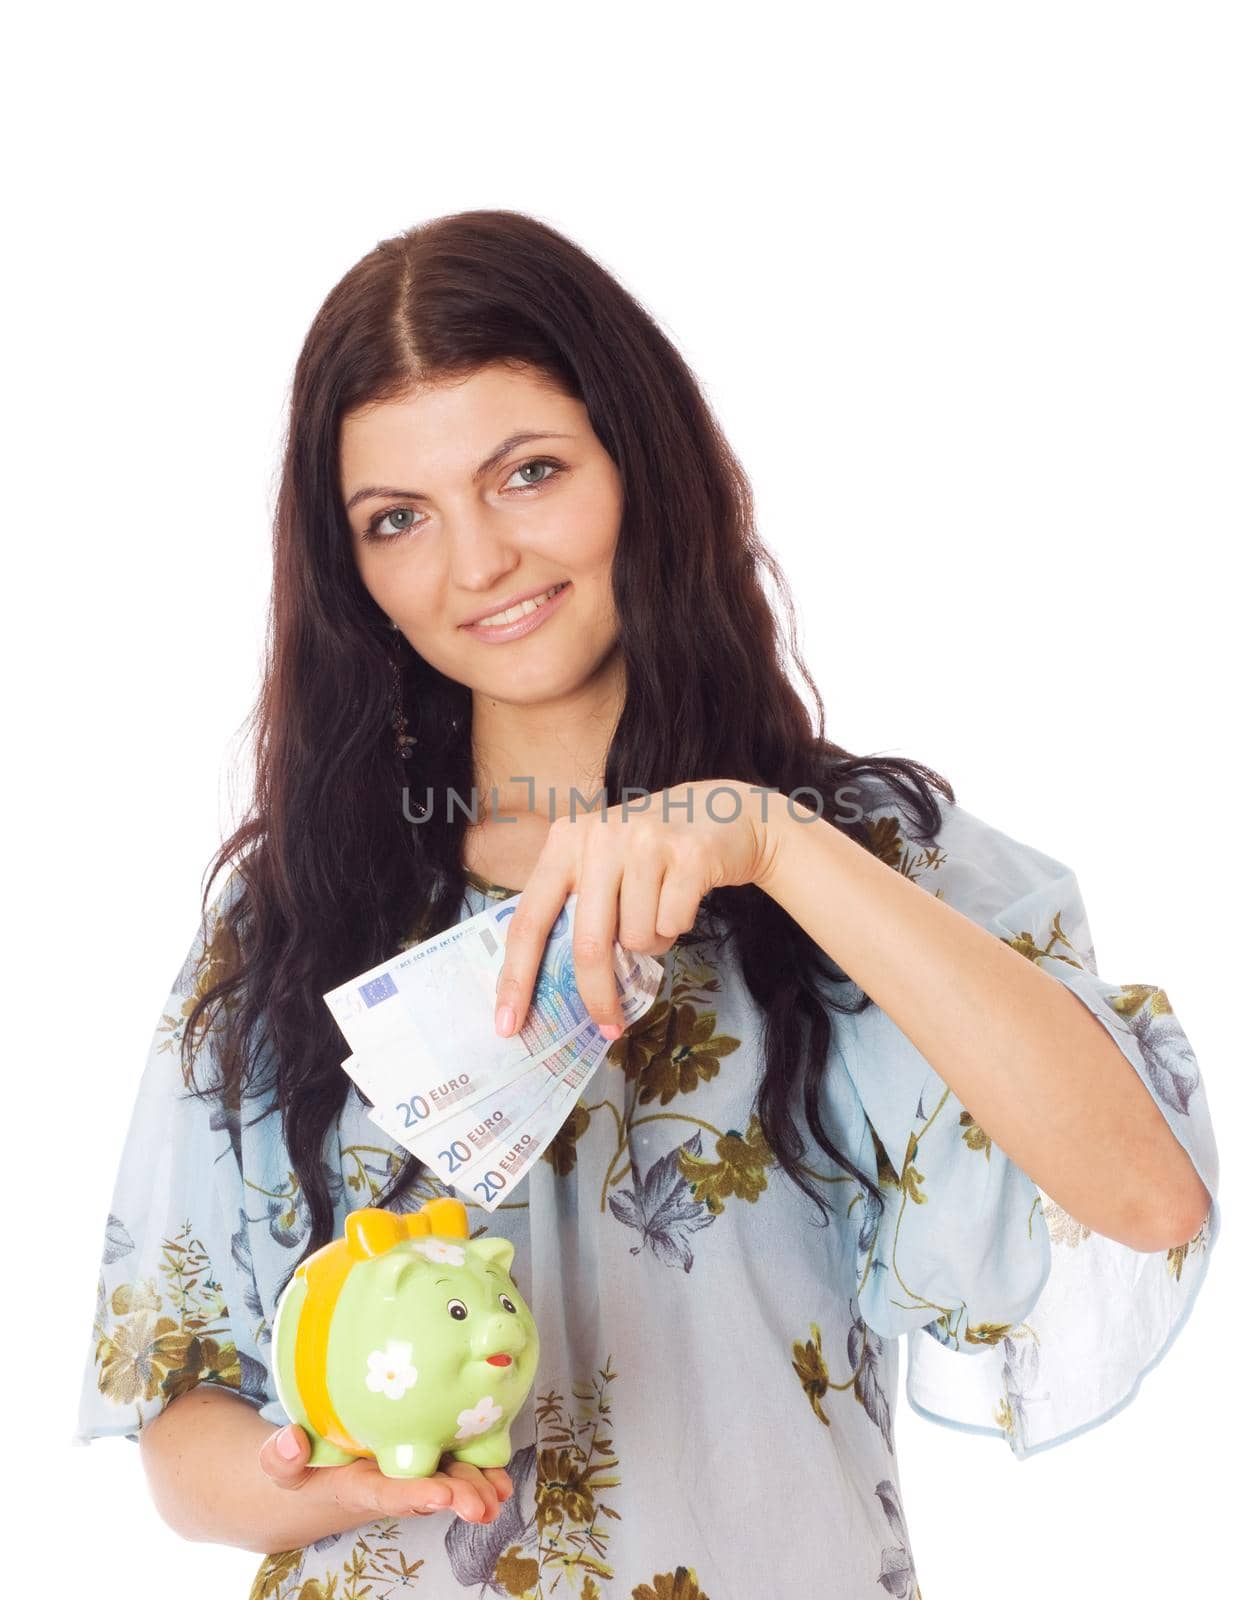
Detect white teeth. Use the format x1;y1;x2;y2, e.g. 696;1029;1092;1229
476;582;566;627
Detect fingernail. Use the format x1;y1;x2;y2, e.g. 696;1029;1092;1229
495;1004;516;1036
277;1426;301;1459
599;1022;623;1040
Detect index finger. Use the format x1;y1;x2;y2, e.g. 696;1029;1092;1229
493;857;573;1038
375;1470;491;1523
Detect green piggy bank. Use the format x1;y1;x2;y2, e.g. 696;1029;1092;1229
271;1196;540;1478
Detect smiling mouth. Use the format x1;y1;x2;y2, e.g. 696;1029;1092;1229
463;581;570;629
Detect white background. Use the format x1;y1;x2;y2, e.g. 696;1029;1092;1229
10;1;1251;1594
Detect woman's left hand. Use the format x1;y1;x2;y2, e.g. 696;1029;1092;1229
492;780;784;1038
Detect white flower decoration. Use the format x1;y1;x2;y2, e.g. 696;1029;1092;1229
365;1340;418;1401
414;1238;466;1266
454;1395;504;1440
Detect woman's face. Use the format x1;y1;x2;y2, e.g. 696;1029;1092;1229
340;361;623;704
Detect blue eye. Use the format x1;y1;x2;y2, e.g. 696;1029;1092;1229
504;460;558;490
359;458;566;544
365;506;421;541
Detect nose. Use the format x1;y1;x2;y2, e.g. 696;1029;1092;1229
477;1314;529;1360
446;504;525;595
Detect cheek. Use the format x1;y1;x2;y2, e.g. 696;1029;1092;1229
550;479;621;575
362;549;444;622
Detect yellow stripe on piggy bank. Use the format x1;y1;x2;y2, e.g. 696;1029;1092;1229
271;1197;540;1478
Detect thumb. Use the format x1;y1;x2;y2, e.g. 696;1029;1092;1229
259;1422;314;1487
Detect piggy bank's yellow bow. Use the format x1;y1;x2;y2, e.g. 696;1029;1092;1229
345;1197;470;1260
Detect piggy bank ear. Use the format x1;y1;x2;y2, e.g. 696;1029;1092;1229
378;1243;426;1289
467;1237;515;1273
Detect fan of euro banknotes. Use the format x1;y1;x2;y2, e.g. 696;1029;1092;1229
323;891;666;1211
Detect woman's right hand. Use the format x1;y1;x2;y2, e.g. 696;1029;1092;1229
258;1422;514;1524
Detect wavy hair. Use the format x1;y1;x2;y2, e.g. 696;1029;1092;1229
181;209;954;1280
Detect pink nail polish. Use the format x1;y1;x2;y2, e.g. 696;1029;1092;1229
495;1004;516;1036
599;1023;623;1040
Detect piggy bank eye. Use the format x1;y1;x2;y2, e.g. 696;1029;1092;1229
498;1292;518;1314
447;1298;468;1320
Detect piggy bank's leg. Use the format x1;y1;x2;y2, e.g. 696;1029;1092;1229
308;1433;358;1468
449;1427;513;1469
375;1441;445;1479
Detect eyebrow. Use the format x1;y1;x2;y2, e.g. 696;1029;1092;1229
345;430;577;512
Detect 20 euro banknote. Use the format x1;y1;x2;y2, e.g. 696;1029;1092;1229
325;889;666;1208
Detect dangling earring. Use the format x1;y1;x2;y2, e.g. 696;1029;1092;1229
388;623;417;760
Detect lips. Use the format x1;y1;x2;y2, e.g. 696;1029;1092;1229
486;1352;513;1366
461;580;569;628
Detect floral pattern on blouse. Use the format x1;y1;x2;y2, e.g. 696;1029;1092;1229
74;793;1221;1598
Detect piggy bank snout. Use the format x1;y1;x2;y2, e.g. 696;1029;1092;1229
469;1311;532;1360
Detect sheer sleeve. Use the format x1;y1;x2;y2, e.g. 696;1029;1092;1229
71;870;281;1446
828;796;1221;1459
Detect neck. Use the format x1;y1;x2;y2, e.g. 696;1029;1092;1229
466;648;626;825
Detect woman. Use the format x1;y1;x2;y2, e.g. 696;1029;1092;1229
74;209;1220;1597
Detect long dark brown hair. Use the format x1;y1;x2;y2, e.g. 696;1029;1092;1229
182;208;954;1281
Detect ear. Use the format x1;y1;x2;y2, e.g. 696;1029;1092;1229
468;1236;515;1273
376;1244;425;1292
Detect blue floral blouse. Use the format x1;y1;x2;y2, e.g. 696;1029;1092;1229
72;792;1222;1598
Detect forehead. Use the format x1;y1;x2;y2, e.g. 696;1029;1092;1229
339;363;580;486
429;1263;511;1288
